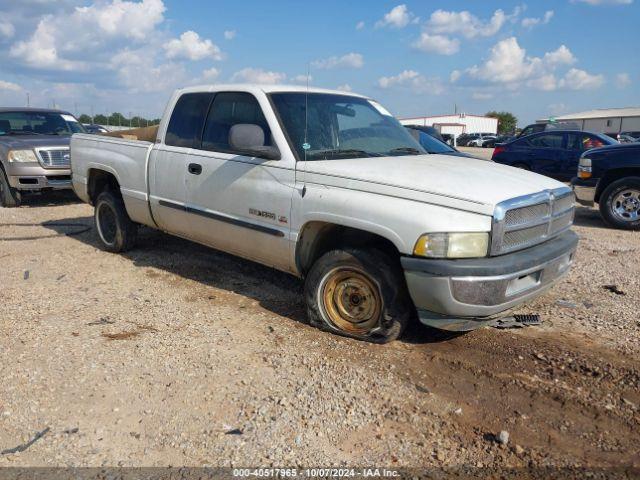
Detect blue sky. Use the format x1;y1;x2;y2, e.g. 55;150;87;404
0;0;637;125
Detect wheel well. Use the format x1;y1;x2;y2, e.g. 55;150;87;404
595;168;640;203
296;222;401;277
88;169;121;205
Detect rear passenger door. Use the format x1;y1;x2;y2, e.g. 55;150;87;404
149;92;214;238
525;133;566;179
183;92;295;272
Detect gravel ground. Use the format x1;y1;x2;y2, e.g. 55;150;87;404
0;192;639;472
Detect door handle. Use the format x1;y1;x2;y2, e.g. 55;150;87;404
188;163;202;175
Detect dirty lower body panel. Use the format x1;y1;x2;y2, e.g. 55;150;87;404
401;231;579;331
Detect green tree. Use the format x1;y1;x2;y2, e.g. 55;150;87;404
78;114;92;124
486;111;518;134
93;114;108;125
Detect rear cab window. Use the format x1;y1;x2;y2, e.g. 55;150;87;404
165;92;214;148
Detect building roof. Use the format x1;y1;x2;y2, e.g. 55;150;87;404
540;107;640;122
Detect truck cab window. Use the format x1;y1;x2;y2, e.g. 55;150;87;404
165;92;214;148
201;92;272;153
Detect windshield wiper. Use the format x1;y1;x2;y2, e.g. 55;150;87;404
387;147;423;156
306;148;381;159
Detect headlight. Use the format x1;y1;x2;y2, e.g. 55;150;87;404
8;149;38;163
578;157;592;179
413;232;489;258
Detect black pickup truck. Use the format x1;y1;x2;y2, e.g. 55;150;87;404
572;143;640;230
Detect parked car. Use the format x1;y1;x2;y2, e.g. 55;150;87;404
620;131;640;139
71;84;577;343
467;134;497;147
517;121;581;138
83;124;109;134
405;126;475;158
491;130;616;182
482;135;514;148
573;142;640;230
617;134;639;144
0;108;83;207
457;133;495;147
404;124;445;143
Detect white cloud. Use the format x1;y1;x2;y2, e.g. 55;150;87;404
424;8;513;39
375;4;417;28
0;20;15;38
10;0;166;71
164;31;222;61
571;0;632;4
522;10;554;28
472;92;493;100
378;70;444;94
450;70;461;83
110;49;187;92
74;0;165;40
311;53;364;70
355;21;365;30
615;72;631;88
337;84;352;92
559;68;605;90
548;103;567;115
224;30;236;40
231;67;287;84
292;74;312;84
412;33;460;55
526;74;558;91
0;80;21;91
543;45;576;67
202;67;220;81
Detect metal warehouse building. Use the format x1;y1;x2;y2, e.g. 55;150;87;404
537;107;640;136
398;114;498;137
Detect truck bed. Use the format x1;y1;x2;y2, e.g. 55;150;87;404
71;131;155;227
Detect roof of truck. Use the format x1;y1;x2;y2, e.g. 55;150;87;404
177;84;369;98
0;107;71;114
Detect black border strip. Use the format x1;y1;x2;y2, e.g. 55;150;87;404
158;200;284;237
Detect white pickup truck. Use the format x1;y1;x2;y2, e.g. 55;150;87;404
71;84;578;343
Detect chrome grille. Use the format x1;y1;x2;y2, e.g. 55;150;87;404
36;148;70;169
491;188;575;255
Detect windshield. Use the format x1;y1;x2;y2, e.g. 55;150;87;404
0;111;86;136
270;93;426;160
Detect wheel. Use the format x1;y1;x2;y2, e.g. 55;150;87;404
599;177;640;230
304;248;413;343
94;190;137;252
512;163;530;171
0;167;21;208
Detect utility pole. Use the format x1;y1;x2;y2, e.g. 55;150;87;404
90;105;94;124
129;111;132;128
26;93;30;107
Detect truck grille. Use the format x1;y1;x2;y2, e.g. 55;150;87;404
36;147;70;169
491;187;575;255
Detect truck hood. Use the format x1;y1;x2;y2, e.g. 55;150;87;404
303;154;566;216
0;135;71;149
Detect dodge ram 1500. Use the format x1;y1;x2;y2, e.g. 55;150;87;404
71;85;578;343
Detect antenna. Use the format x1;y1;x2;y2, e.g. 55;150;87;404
303;62;310;162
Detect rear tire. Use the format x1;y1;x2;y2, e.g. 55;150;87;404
0;167;21;208
304;248;413;343
599;177;640;230
94;190;137;252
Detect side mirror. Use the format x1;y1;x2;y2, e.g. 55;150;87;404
229;123;281;160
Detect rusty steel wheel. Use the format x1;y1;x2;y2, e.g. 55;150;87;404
318;267;383;335
304;248;413;343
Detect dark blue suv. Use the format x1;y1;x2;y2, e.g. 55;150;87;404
491;130;616;181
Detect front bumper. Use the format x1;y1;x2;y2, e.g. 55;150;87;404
6;162;72;191
571;177;597;206
401;231;579;331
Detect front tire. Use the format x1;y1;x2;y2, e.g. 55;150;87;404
94;190;137;252
0;168;21;208
599;177;640;230
304;248;413;343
